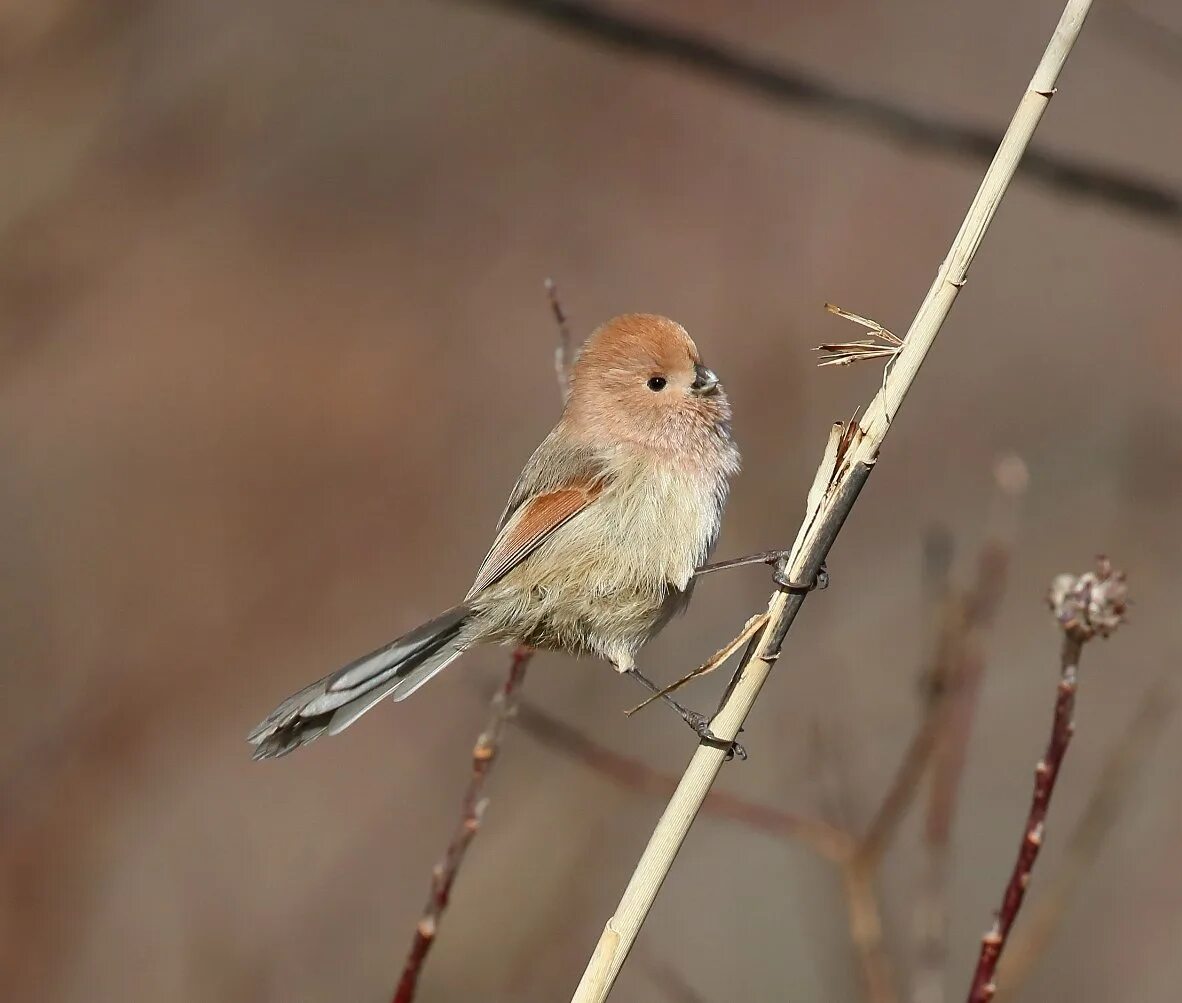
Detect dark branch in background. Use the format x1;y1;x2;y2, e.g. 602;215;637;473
465;0;1181;226
965;557;1129;1003
1100;1;1182;81
392;647;532;1003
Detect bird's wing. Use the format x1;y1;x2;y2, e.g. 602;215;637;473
466;474;606;599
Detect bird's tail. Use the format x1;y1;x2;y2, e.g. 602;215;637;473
247;604;473;760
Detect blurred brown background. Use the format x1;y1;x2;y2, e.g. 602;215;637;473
2;1;1181;1001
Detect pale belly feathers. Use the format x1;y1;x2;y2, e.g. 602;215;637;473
471;456;728;668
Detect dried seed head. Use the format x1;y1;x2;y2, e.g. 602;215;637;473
1047;556;1129;641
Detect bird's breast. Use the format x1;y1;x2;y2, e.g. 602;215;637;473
472;448;734;661
567;454;727;593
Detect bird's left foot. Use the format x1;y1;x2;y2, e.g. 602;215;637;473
624;667;747;760
771;556;829;593
684;710;747;761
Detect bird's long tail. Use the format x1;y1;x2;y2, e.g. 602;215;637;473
247;604;473;760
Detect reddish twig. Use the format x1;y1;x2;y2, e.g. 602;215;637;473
392;280;573;1001
964;558;1128;1003
995;678;1174;999
965;639;1078;1003
393;646;532;1003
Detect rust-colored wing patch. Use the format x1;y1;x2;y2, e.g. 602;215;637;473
466;479;604;598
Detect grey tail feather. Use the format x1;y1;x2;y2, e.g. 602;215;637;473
247;604;472;760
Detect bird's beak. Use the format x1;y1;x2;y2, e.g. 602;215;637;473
691;364;719;394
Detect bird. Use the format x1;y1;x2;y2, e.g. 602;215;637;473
248;313;782;761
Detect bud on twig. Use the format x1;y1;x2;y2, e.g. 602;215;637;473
1047;556;1129;641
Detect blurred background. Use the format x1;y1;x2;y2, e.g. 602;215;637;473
2;1;1181;1000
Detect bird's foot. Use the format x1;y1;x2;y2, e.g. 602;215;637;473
771;555;829;593
684;710;747;761
624;666;747;760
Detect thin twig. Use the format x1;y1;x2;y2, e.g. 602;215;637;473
546;277;574;401
994;679;1173;1000
964;557;1128;1003
392;646;532;1003
572;6;1097;998
464;0;1180;226
392;280;574;1001
965;641;1078;1003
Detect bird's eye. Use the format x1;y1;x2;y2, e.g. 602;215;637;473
646;376;667;392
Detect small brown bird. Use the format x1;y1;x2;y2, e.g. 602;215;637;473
249;314;775;760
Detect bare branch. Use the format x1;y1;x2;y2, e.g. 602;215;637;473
392;279;576;1000
546;277;575;401
994;679;1172;1000
393;647;532;1003
964;558;1128;1003
464;0;1180;226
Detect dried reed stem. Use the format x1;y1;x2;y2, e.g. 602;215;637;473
963;638;1079;1003
571;5;1096;997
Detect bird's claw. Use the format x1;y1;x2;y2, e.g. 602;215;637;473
686;711;747;761
771;555;829;593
